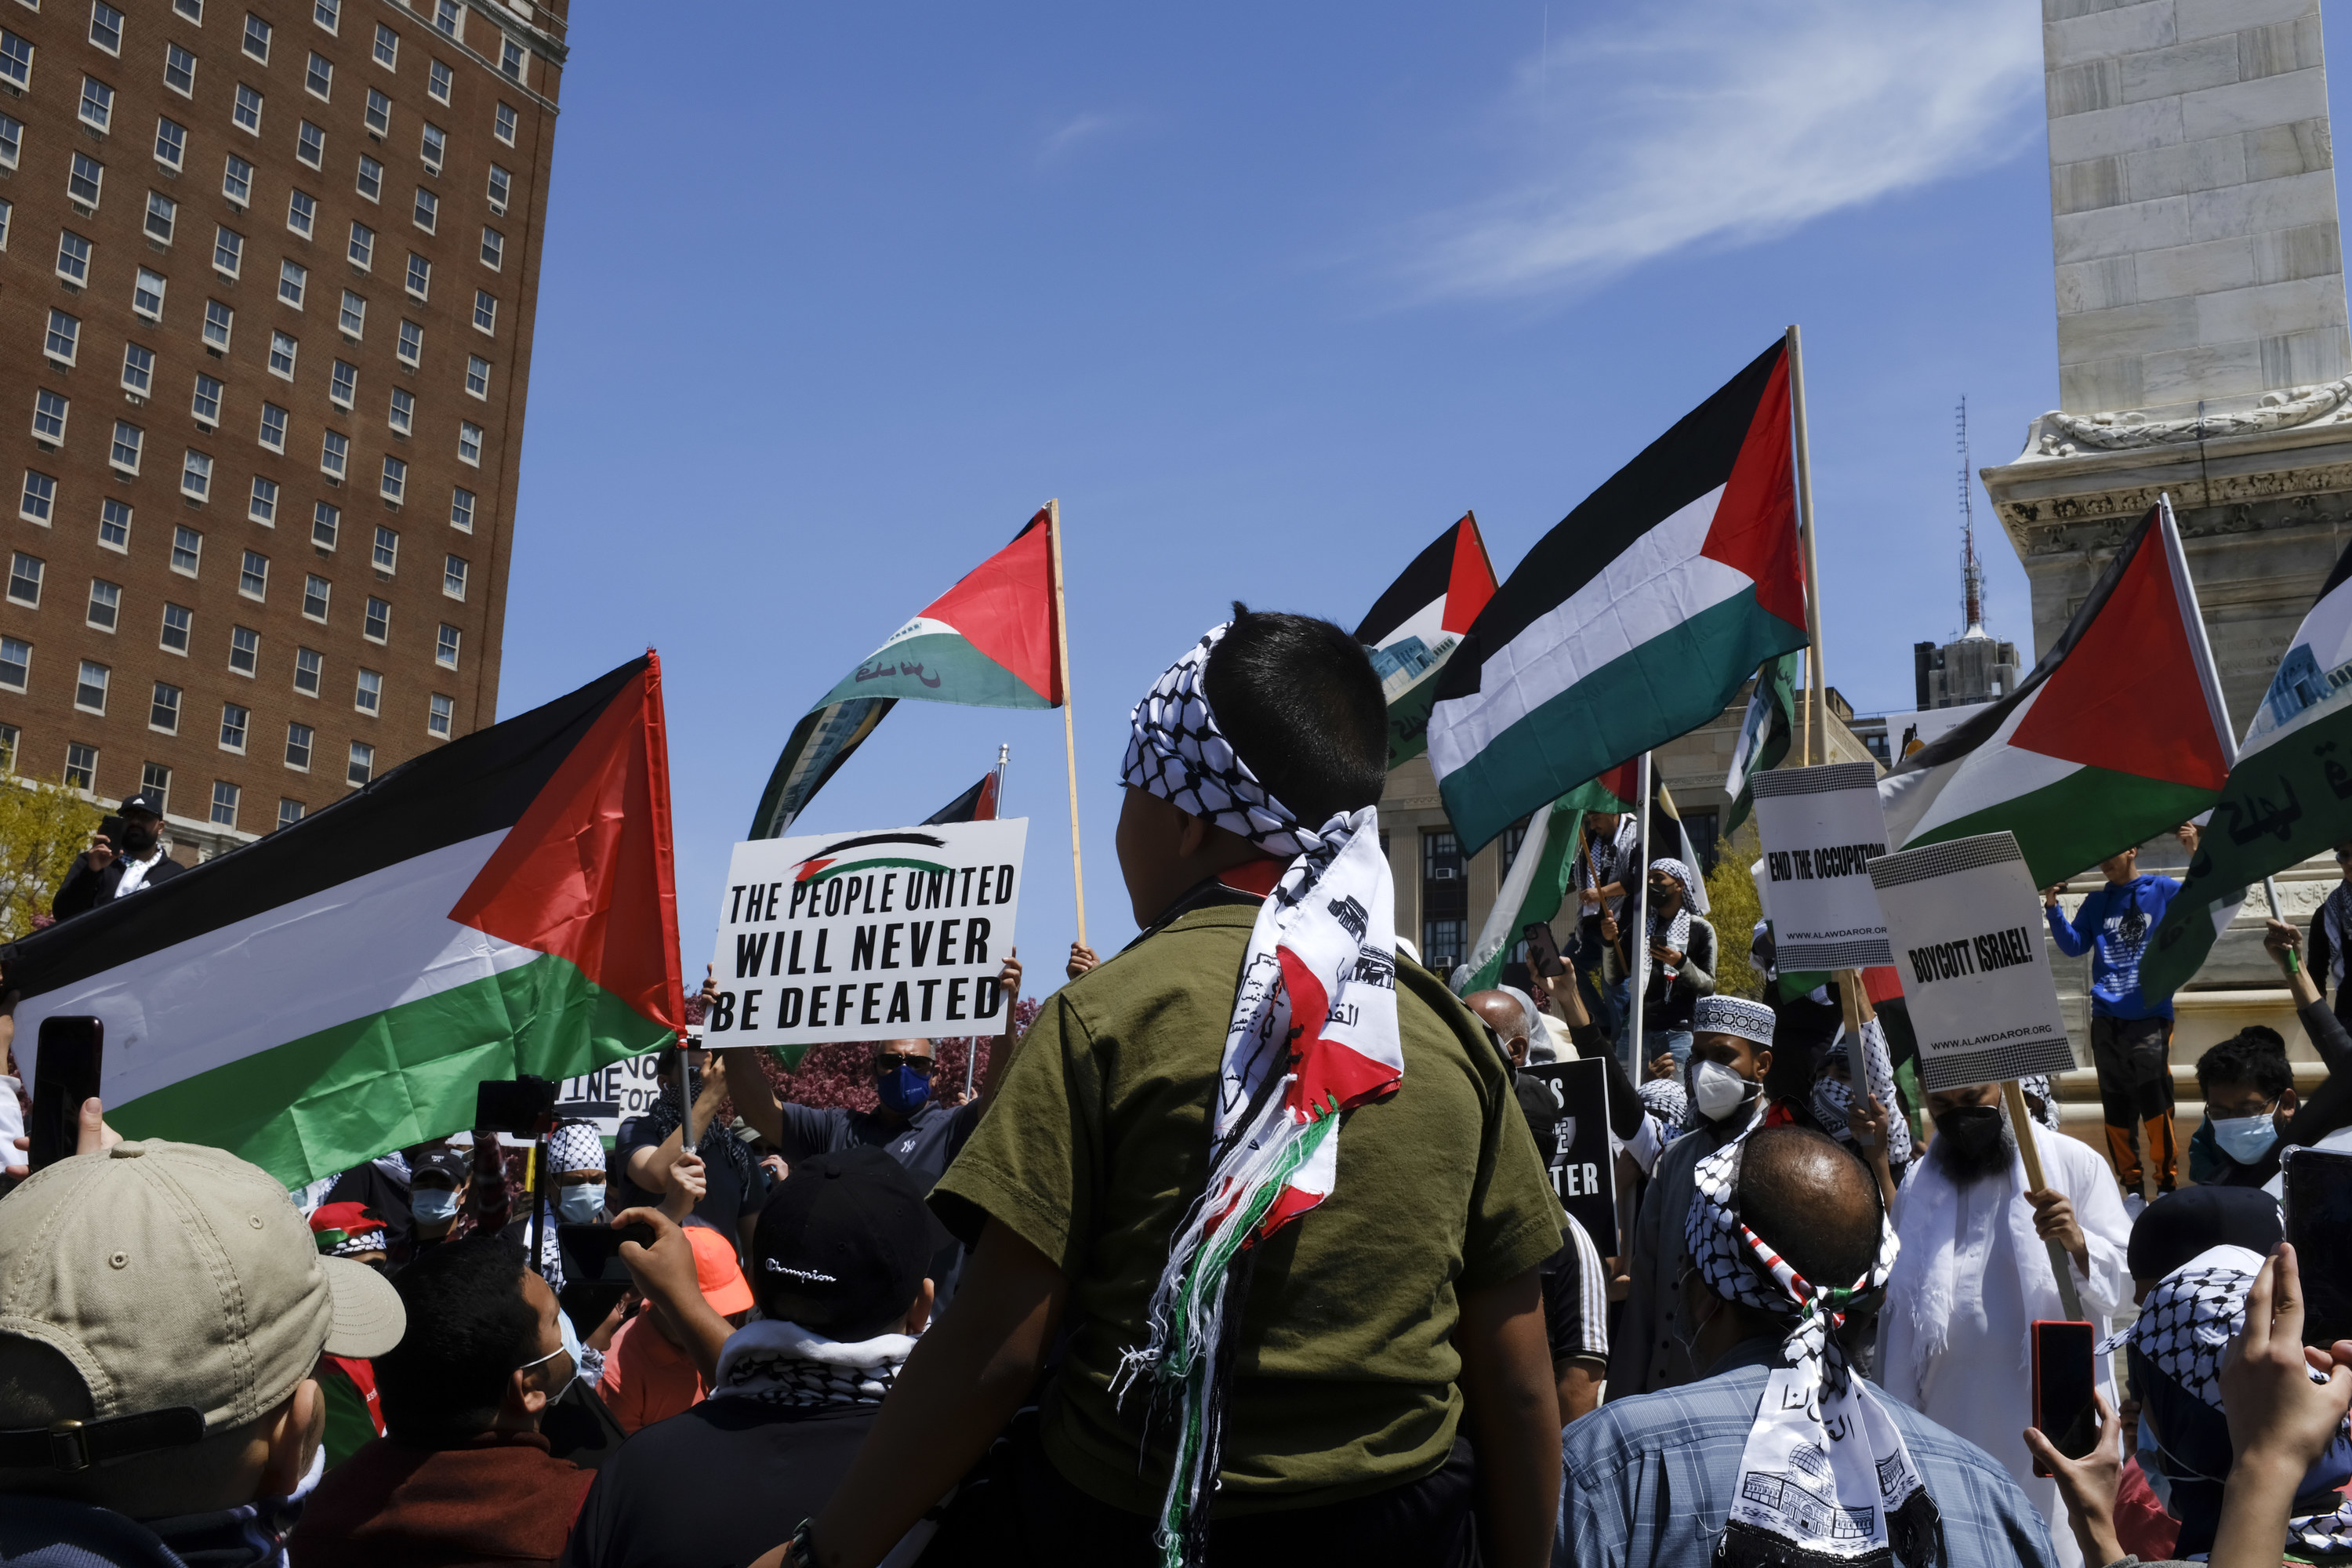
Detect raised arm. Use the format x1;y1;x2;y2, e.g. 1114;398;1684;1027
2042;887;2091;956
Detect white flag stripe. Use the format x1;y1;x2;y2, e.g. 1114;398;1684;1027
1429;485;1748;777
1876;683;2072;847
16;832;536;1109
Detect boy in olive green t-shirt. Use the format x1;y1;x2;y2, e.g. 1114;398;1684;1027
786;610;1564;1568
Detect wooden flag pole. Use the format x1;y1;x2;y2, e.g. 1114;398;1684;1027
2002;1078;2089;1321
1624;752;1653;1061
1786;324;1828;766
1048;499;1087;948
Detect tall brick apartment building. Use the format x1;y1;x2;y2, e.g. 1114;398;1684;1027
0;0;564;860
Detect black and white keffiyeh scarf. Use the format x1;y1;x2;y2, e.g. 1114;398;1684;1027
1110;623;1403;1568
1644;858;1695;993
1686;1140;1937;1568
1813;1021;1916;1170
712;1319;913;1408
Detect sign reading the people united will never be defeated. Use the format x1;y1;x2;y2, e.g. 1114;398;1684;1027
706;818;1027;1059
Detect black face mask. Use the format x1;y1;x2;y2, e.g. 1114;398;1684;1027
118;823;157;856
1933;1105;2005;1158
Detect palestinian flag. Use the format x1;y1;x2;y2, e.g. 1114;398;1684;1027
1722;651;1799;835
1428;341;1809;852
1355;514;1498;769
5;659;683;1189
2145;533;2352;998
1877;503;2230;887
750;510;1063;838
1454;766;1634;995
923;768;1002;824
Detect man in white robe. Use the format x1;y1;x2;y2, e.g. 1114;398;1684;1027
1878;1080;2132;1568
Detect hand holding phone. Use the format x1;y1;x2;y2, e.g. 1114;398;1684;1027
1523;920;1568;978
2031;1319;2099;1477
2283;1149;2352;1348
557;1221;658;1285
30;1018;103;1173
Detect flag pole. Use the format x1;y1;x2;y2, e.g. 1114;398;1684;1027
994;742;1010;818
1624;752;1653;1070
1048;499;1087;948
1787;324;1828;766
2004;1079;2089;1321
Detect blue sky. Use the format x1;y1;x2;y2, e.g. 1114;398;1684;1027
496;2;2352;982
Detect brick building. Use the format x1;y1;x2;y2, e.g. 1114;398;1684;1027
0;0;564;859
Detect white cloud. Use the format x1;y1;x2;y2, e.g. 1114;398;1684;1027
1039;111;1131;165
1405;0;2044;299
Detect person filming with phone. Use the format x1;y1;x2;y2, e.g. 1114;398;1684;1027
49;792;186;921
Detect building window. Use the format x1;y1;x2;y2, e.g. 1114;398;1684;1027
180;448;212;500
109;420;141;473
434;622;459;669
419;122;444;174
499;38;524;82
257;402;288;452
78;74;112;132
20;470;56;524
132;268;165;321
319;428;348;478
44;309;78;365
433;0;460;38
485;164;511;214
372;524;397;572
1420;829;1468;978
464;355;490;398
379;456;405;503
1498;818;1530;879
294;645;322;693
471;291;496;335
278;797;306;829
363;86;389;136
156;115;188;171
297;119;325;167
303;573;329;619
241;12;270;62
495;102;517;146
160;602;192;653
99;498;132;550
0;725;14;775
192;372;223;423
238;549;267;598
285;721;312;770
457;421;481;466
313;0;336;34
311;500;339;549
397;319;423;366
278;259;307;307
347;220;373;269
165;42;196;96
0;112;16;172
223;152;252;205
74;659;109;714
427;58;450;103
388;387;415;436
31;389;67;443
363;596;388;641
339;290;365;337
209;779;238;826
449;486;474;532
144;190;176;242
428;692;453;738
270;329;299;379
121;343;154;394
412;187;437;233
247;474;277;522
286;187;315;238
64;745;99;793
405;251;430;299
355;153;381;201
140;764;170;813
372;22;395;68
442;554;466;599
478;227;503;271
228;624;259;674
85;578;119;630
0;28;29;93
68;151;103;207
212;225;242;276
1;196;13;249
329;360;358;407
233;82;262;134
55;230;92;288
170;524;201;574
89;2;122;55
354;666;380;713
150;683;180;732
0;637;27;691
219;702;249;751
347;741;373;786
6;551;40;605
303;50;330;99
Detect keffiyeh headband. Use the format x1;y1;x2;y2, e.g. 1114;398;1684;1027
548;1122;607;1174
1112;623;1402;1568
1686;1139;1937;1568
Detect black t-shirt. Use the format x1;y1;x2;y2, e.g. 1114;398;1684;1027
612;1117;768;1249
772;1099;980;1300
557;1398;878;1568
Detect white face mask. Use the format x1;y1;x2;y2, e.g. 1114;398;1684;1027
520;1306;583;1401
1689;1058;1756;1123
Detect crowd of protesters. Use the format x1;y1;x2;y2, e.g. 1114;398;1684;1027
0;608;2347;1568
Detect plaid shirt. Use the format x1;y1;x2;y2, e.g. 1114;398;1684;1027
1560;1338;2061;1567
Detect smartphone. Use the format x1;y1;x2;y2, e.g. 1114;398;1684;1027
96;815;125;848
1523;920;1569;978
2283;1148;2352;1348
2031;1319;2098;1475
473;1076;557;1138
556;1221;657;1285
31;1017;104;1172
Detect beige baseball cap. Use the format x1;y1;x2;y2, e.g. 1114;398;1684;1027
0;1140;404;1435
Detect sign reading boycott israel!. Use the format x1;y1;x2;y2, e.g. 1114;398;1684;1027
1751;760;1893;971
706;818;1027;1062
1867;829;2076;1091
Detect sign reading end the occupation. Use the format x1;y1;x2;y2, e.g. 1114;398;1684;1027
1867;829;2076;1092
1751;760;1894;971
706;818;1028;1054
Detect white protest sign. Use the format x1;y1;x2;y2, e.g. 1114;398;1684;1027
1752;760;1894;971
550;1051;672;1142
705;818;1027;1056
1867;830;2077;1091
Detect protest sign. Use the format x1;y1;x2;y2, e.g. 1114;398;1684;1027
1867;830;2075;1091
1752;761;1893;971
1515;1058;1617;1253
551;1050;672;1142
706;818;1028;1062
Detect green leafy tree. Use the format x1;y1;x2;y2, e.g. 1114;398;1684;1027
0;779;102;942
1704;819;1764;1000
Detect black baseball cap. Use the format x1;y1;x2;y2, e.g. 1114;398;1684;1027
117;793;164;817
409;1150;470;1189
751;1149;946;1341
2127;1186;2282;1284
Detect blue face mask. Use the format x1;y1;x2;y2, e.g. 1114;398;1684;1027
2211;1111;2281;1166
412;1187;459;1225
2138;1412;2172;1512
555;1182;604;1225
876;1063;931;1118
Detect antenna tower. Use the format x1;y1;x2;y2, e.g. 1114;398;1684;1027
1957;397;1987;638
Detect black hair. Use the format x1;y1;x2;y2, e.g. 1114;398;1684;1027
1737;1127;1882;1293
2196;1033;2293;1100
1202;603;1387;826
376;1236;539;1443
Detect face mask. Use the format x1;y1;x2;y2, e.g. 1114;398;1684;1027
118;824;157;857
2138;1412;2172;1512
1688;1058;1757;1124
555;1182;604;1225
520;1307;583;1401
2211;1111;2281;1166
876;1064;931;1118
1933;1104;2005;1158
1813;1077;1855;1137
412;1188;459;1225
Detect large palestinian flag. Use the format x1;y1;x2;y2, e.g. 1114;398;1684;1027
1877;503;2230;888
1428;340;1810;852
2145;534;2352;998
1356;514;1497;768
5;658;683;1188
750;510;1063;839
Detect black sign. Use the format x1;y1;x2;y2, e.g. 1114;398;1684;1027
1516;1058;1617;1254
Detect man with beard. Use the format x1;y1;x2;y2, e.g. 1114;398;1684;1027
50;791;187;919
1878;1082;2132;1567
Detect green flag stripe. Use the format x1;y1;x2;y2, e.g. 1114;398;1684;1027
815;631;1055;710
1902;765;2217;889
